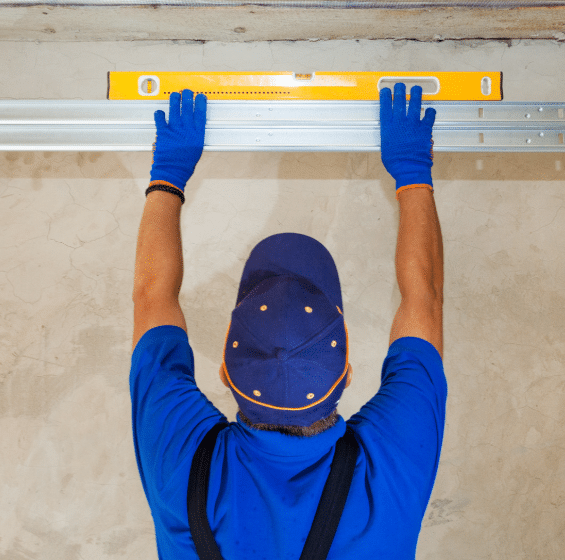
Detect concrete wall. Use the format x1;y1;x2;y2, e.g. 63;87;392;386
1;9;564;559
0;3;565;42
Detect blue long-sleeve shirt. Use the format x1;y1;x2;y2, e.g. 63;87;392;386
130;326;447;559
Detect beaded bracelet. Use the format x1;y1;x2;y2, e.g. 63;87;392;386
145;182;185;204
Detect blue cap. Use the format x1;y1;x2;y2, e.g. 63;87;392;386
221;233;350;427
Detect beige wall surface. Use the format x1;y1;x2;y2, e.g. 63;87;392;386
1;32;564;559
1;3;565;42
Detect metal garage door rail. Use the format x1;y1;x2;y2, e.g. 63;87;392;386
0;100;563;152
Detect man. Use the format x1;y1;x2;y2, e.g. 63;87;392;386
130;82;447;559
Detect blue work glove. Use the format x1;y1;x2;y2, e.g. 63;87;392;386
150;89;207;193
380;83;436;191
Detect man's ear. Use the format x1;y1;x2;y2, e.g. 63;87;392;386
219;363;230;388
345;363;353;388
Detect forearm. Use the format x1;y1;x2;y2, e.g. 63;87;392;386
132;189;184;301
395;186;444;300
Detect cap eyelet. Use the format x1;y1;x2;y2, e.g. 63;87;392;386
253;390;261;397
307;393;314;400
260;305;267;311
232;341;238;348
331;340;337;347
305;306;312;313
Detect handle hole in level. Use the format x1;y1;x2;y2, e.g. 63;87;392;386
378;77;440;96
559;133;564;144
479;133;484;143
481;77;492;96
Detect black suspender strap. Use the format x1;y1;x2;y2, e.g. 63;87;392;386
187;422;230;560
299;425;359;560
187;422;359;560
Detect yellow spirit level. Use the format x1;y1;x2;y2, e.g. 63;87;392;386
107;71;502;101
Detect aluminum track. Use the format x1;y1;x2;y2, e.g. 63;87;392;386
0;100;564;152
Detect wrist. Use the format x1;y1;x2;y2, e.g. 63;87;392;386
395;171;433;192
150;164;194;193
148;180;185;194
146;182;186;205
